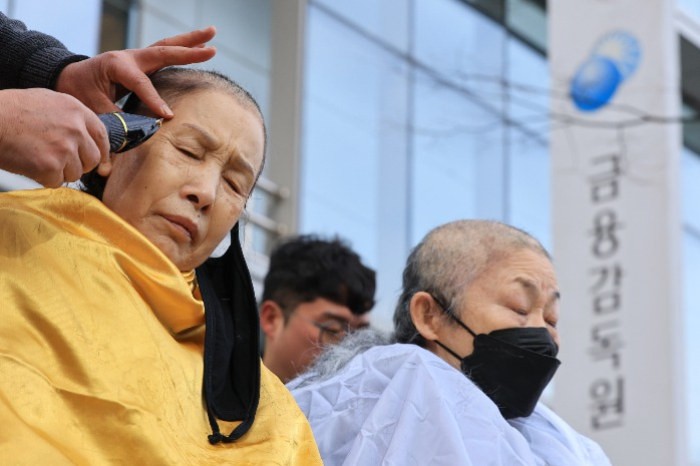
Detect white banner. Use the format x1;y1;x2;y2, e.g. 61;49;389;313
550;2;685;466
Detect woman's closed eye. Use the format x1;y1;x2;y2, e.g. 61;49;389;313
225;169;255;198
545;315;559;328
224;177;242;194
178;147;201;159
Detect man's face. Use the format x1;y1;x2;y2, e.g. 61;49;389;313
432;248;560;370
100;90;265;271
265;297;370;383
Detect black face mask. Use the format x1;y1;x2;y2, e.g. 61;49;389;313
433;299;561;419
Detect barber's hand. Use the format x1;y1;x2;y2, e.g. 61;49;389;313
0;89;109;188
55;26;217;118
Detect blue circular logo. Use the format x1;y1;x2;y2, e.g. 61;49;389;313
571;56;622;111
570;31;641;112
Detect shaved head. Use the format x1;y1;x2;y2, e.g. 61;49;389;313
392;220;551;347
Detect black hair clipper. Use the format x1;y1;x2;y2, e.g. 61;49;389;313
98;112;163;153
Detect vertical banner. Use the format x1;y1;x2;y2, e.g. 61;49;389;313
550;2;685;466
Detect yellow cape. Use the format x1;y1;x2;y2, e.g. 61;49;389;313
0;188;322;465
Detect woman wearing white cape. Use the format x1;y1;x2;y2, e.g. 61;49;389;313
289;220;612;466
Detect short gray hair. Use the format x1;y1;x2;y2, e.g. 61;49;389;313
392;220;551;347
293;329;392;387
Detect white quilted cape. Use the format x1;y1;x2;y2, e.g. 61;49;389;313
289;344;612;466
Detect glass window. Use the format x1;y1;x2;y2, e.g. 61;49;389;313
506;37;550;138
141;0;198;25
462;0;505;21
678;0;700;21
301;6;409;270
684;231;700;465
681;30;700;466
247;190;274;254
414;0;506;104
12;0;101;56
683;147;700;233
681;37;700;110
683;145;700;466
201;0;271;72
99;0;129;52
506;0;546;52
313;0;410;53
411;70;506;244
507;127;551;250
504;39;550;250
683;102;700;155
300;5;410;328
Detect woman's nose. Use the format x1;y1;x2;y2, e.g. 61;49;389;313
184;169;218;210
526;311;547;329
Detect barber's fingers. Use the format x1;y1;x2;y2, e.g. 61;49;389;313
35;104;103;186
148;26;216;48
55;27;216;119
59;104;108;183
58;112;105;184
55;28;216;119
132;45;217;75
62;144;84;184
116;46;216;117
0;89;109;187
106;63;172;118
84;111;111;165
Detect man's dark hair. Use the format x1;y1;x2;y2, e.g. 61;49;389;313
262;235;376;319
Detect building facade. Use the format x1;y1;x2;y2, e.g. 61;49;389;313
1;0;699;464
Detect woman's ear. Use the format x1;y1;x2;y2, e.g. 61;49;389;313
410;291;444;342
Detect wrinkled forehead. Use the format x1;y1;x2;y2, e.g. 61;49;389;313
445;246;553;296
474;248;558;297
170;91;265;166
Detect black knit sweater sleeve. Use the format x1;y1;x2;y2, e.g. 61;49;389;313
0;12;89;90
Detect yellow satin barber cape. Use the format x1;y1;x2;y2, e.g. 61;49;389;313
0;188;322;465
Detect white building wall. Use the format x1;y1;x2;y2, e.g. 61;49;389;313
550;1;686;465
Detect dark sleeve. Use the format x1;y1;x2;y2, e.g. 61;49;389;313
0;12;89;90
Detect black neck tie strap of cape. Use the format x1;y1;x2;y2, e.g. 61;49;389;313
196;223;261;444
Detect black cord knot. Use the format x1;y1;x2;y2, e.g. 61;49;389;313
208;432;225;445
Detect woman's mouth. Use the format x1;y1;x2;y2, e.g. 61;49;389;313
161;214;198;243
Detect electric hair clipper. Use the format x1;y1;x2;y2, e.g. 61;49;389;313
98;112;163;153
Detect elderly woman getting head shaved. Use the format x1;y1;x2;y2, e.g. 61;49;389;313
0;67;322;465
290;219;611;466
83;67;266;271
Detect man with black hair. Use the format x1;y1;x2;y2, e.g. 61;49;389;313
260;235;376;383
